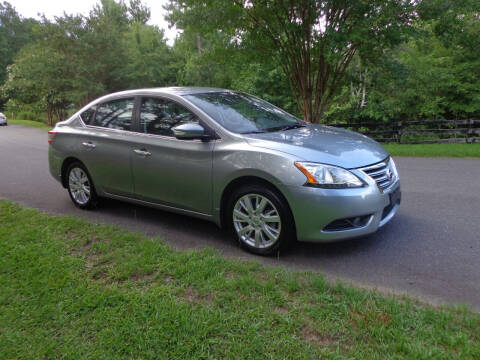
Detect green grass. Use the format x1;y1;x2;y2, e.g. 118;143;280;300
7;119;51;130
383;143;480;158
1;201;479;359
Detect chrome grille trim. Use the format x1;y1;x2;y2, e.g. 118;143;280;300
359;158;397;191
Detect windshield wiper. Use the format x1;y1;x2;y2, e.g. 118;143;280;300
241;130;267;134
241;124;305;134
279;124;306;131
264;123;306;132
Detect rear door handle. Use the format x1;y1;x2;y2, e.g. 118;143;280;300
82;141;96;149
133;149;151;156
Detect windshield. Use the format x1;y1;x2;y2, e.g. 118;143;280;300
184;92;303;134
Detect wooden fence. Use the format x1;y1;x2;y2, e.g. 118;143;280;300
330;119;480;144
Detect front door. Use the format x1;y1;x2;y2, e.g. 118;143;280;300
131;96;214;214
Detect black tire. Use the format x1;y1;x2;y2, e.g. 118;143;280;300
226;183;295;256
65;161;98;210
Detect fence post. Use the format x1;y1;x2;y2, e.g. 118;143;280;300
454;117;457;140
397;121;403;144
467;119;473;144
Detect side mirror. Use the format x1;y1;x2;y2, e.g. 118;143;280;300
172;123;208;140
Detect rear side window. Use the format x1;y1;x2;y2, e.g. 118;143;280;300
139;97;199;137
91;98;135;131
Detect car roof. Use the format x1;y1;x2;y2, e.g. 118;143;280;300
72;87;237;122
104;87;232;98
157;87;231;95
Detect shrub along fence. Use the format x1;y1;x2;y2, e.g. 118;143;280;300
330;119;480;144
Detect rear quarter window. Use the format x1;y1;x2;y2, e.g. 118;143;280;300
80;107;96;125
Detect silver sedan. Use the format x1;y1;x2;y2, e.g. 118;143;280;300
48;87;401;255
0;113;7;126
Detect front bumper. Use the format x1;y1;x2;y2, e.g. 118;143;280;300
283;174;401;243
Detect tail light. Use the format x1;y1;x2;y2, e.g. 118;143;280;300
48;130;57;145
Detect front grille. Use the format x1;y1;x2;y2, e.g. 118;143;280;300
359;158;397;191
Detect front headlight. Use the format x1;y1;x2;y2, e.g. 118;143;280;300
389;157;399;180
294;162;364;188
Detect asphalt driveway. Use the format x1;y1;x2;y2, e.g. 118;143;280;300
1;124;479;310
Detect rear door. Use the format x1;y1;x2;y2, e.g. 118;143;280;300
78;97;137;197
131;96;214;214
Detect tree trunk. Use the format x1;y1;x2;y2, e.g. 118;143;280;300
196;34;202;55
301;92;314;123
46;108;53;126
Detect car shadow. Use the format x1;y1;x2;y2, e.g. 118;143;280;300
91;197;417;268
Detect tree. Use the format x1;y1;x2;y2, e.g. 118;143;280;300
324;10;480;125
124;23;176;88
171;31;237;88
231;62;298;116
0;1;37;109
2;0;176;122
167;0;420;123
128;0;151;24
3;43;73;124
0;2;37;78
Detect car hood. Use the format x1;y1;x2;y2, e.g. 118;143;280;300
243;124;388;169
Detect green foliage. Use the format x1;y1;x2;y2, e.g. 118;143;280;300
167;0;420;123
174;32;234;88
326;18;480;122
0;2;37;109
127;0;151;24
231;63;298;116
325;5;480;124
0;2;37;81
169;30;298;113
1;0;174;123
124;23;175;89
3;42;73;124
1;0;479;127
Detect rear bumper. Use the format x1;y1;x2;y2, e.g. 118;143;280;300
48;148;63;184
282;178;401;243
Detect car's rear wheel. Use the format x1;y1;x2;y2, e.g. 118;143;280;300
226;184;294;255
66;162;98;209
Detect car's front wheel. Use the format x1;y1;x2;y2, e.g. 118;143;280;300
227;184;295;255
66;162;98;209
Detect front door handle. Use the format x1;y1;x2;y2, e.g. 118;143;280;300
82;141;96;149
133;149;151;157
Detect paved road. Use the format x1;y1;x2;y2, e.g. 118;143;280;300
1;125;480;309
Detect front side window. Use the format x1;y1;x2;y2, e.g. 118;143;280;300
184;92;302;134
140;97;199;136
91;98;135;131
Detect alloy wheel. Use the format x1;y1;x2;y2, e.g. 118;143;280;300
233;194;282;249
68;167;91;205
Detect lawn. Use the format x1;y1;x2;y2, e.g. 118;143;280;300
383;143;480;158
7;119;51;130
0;200;479;359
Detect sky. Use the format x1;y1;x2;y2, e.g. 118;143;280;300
11;0;179;44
